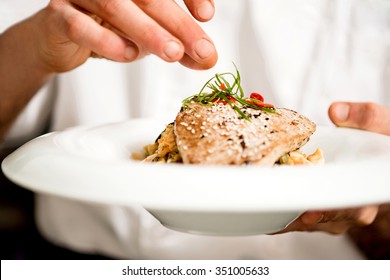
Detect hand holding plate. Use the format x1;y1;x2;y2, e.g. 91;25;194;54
328;102;390;136
276;102;390;235
277;206;379;235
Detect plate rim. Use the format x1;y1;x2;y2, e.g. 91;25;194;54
2;119;390;212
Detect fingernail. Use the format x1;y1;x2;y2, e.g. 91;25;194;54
195;39;215;59
333;103;350;122
124;46;138;60
197;1;214;21
163;41;182;59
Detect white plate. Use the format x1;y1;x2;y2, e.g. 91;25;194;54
2;119;390;235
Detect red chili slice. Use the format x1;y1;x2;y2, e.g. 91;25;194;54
250;92;264;103
213;96;236;105
221;96;236;105
228;96;236;102
258;103;275;108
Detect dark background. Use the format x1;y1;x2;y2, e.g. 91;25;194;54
0;148;110;260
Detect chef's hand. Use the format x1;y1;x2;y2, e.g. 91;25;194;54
33;0;217;73
328;102;390;136
278;102;390;234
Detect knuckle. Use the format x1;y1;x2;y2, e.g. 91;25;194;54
47;0;63;11
64;13;87;41
140;24;165;49
360;102;382;129
171;17;191;36
46;0;68;18
47;0;59;12
96;0;122;18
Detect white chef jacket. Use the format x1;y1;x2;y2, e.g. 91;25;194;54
1;0;389;259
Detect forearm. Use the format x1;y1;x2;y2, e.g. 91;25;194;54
0;13;54;142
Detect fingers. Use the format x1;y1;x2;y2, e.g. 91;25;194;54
70;0;183;61
179;49;218;70
276;206;379;235
69;0;217;69
328;102;390;136
133;0;217;69
183;0;215;22
58;2;140;62
305;206;378;226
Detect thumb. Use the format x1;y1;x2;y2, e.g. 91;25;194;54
328;102;390;136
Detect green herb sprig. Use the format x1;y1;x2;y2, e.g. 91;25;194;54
182;64;276;121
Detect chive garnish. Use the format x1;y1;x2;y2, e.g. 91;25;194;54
182;64;276;121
